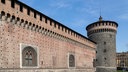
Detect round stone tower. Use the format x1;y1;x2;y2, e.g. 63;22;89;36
86;16;118;72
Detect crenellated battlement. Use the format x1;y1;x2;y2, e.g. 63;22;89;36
0;0;96;48
86;21;118;36
86;21;118;31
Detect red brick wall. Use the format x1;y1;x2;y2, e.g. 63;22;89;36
0;0;96;70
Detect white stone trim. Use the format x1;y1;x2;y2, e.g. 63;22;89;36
20;43;39;68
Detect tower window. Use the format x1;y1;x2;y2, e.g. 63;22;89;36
110;34;112;38
104;58;107;60
69;54;75;67
11;0;15;8
103;49;107;53
22;46;37;67
1;0;5;4
104;42;106;45
96;51;97;53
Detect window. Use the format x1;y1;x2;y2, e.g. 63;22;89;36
1;0;5;4
22;46;37;67
110;34;112;38
104;42;106;45
103;49;107;53
104;57;107;60
11;0;15;8
69;54;75;67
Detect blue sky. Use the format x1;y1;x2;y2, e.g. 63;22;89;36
19;0;128;52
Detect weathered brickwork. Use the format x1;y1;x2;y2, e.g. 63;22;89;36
0;0;96;72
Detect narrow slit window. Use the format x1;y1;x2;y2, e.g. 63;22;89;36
104;42;106;45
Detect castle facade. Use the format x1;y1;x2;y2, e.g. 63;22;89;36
0;0;96;72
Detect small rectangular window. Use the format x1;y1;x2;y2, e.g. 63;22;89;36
11;0;15;8
20;4;23;12
104;42;106;45
1;0;5;4
27;8;30;15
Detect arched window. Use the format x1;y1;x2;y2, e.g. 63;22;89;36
69;54;75;67
22;46;37;67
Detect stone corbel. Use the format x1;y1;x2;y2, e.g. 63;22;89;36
1;14;6;21
25;23;29;29
12;18;16;24
32;26;36;31
28;24;32;30
41;29;45;35
7;16;11;23
38;28;42;33
35;27;39;32
16;20;21;26
21;22;25;28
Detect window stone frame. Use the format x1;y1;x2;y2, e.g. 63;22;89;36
20;43;39;68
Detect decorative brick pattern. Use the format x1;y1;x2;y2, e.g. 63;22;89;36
0;0;96;72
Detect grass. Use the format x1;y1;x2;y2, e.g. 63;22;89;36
117;70;128;72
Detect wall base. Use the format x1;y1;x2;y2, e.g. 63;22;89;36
96;67;116;72
0;68;96;72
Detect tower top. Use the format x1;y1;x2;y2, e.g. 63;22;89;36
99;16;102;21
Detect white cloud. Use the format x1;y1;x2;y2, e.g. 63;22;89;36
50;1;70;9
119;13;128;20
19;0;35;6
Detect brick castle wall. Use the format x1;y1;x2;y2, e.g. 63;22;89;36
0;0;96;72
